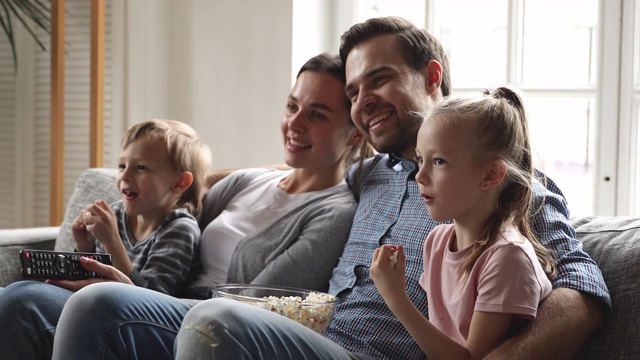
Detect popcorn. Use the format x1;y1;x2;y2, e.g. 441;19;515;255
247;292;336;334
82;211;92;220
389;250;398;265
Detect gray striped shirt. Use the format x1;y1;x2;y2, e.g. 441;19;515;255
96;200;201;295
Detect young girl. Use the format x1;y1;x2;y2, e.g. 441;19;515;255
64;119;212;295
370;87;556;359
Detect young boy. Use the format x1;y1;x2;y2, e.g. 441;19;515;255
70;119;211;295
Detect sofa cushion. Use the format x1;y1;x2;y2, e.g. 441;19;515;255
571;216;640;359
0;227;59;286
55;168;120;252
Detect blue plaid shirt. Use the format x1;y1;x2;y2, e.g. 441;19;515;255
326;153;610;360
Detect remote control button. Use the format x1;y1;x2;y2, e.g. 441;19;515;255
54;254;69;274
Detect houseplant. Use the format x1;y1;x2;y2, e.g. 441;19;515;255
0;0;50;69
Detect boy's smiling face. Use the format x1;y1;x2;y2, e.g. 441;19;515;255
116;135;182;219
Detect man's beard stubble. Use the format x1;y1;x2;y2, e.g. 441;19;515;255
369;110;423;158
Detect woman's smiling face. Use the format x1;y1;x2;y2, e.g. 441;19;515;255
280;70;359;171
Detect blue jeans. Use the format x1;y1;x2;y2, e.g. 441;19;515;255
1;282;371;360
175;298;373;360
0;281;71;360
53;282;194;359
0;281;195;360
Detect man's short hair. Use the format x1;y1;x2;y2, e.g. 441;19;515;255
339;16;452;97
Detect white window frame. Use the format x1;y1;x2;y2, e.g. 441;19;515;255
317;0;632;216
600;0;624;216
618;0;640;215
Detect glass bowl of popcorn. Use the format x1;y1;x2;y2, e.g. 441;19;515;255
212;284;338;335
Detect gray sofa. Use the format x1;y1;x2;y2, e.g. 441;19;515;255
0;168;638;359
0;168;121;283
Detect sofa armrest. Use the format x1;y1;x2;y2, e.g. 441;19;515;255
0;226;59;287
571;216;640;359
55;168;119;252
0;168;119;287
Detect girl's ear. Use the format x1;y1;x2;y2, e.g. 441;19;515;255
174;171;194;193
481;160;507;190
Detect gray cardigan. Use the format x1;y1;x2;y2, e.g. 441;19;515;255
199;168;357;292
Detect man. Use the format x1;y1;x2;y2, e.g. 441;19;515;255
173;16;610;359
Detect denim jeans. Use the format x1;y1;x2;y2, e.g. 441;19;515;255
175;298;373;360
0;281;71;360
52;282;195;360
0;281;195;360
1;282;373;360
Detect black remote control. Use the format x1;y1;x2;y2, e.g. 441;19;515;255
19;249;112;280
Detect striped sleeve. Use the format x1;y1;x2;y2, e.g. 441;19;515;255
127;208;201;295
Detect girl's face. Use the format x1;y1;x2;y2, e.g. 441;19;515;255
116;135;182;219
280;71;360;171
414;117;488;223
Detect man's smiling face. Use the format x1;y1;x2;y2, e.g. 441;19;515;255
344;34;432;159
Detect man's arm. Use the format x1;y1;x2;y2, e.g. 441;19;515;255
495;173;609;359
485;287;604;359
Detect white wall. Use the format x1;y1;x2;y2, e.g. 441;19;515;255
119;0;294;170
291;0;355;81
0;0;353;227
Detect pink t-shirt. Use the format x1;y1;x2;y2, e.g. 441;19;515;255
419;224;552;346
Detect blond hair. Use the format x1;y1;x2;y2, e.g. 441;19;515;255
122;119;212;217
424;87;556;281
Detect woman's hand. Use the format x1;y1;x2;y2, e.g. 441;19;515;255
46;256;134;292
370;244;408;305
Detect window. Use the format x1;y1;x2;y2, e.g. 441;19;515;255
435;0;599;217
345;0;625;216
0;0;117;227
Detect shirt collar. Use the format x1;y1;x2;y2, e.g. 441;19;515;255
384;154;418;180
385;153;400;169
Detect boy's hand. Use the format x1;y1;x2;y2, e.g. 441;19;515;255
72;208;96;252
83;200;119;248
370;244;407;303
46;256;134;291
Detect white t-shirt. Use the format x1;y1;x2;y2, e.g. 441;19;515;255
192;170;345;287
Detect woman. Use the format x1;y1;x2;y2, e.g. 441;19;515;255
183;51;370;296
0;52;372;359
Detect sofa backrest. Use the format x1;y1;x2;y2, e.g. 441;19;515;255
52;171;639;358
55;168;120;251
572;215;640;359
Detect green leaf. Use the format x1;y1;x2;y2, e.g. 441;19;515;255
0;0;18;69
0;0;51;71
